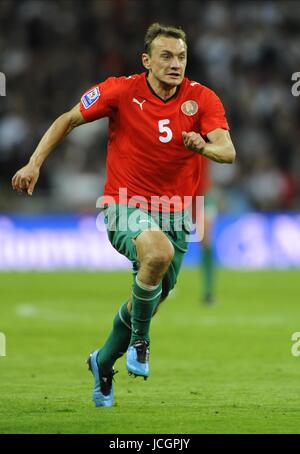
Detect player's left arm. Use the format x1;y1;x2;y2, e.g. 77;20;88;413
182;128;236;163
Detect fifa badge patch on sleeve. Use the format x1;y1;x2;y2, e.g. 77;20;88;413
81;87;100;109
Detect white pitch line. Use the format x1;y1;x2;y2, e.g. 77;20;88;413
15;303;96;323
15;304;38;317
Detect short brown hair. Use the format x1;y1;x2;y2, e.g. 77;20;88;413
144;22;187;54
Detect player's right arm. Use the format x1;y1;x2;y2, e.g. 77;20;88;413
12;103;86;195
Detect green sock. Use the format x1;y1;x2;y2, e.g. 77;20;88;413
97;302;131;374
202;245;214;299
130;276;162;345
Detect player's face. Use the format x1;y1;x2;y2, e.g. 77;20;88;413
143;36;187;87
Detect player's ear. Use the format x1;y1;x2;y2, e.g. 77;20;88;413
142;53;151;70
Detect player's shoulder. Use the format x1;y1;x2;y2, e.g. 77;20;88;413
182;77;219;99
102;73;144;88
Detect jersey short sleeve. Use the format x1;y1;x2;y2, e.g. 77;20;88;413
199;88;229;137
79;76;125;122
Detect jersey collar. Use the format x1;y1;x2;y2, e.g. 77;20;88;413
144;72;181;103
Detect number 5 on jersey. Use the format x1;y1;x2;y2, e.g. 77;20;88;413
158;119;173;143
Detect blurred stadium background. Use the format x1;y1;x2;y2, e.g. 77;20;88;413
1;0;300;435
1;0;300;269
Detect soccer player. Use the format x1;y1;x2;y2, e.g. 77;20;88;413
12;23;236;407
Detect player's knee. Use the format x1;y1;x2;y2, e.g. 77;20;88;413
144;242;174;271
137;230;174;270
149;242;174;267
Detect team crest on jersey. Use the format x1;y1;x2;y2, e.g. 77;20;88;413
181;100;198;116
81;87;100;109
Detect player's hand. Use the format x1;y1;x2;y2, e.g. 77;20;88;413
182;131;206;153
11;163;40;196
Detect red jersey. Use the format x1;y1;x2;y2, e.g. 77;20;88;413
79;72;229;211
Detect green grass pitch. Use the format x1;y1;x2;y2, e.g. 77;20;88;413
0;269;299;434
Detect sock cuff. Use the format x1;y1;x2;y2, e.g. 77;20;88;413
135;276;160;291
118;302;131;330
132;289;162;301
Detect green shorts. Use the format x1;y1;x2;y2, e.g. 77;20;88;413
103;204;191;301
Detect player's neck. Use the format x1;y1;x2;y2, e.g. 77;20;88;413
147;73;178;101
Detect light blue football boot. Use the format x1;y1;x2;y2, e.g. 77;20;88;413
87;349;116;407
126;340;150;380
